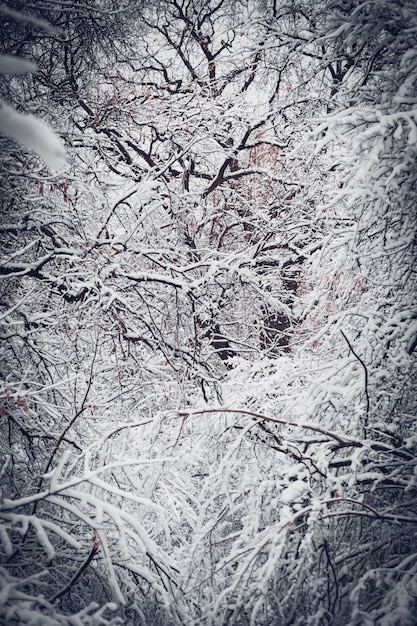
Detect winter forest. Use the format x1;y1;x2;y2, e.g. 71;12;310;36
1;0;417;624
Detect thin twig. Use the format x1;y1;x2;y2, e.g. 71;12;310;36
175;407;360;447
49;544;98;604
340;329;370;427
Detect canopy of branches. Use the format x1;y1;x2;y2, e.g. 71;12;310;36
1;1;416;624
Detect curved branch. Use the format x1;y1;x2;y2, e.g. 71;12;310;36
174;407;360;447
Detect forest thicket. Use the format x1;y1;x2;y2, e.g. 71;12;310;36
1;1;416;624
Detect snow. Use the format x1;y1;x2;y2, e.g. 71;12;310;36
0;54;37;74
0;6;59;34
0;100;66;170
281;480;309;504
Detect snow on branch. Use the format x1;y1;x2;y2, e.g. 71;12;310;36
0;8;66;170
0;101;66;170
0;449;179;607
0;6;60;33
0;54;37;74
173;406;360;447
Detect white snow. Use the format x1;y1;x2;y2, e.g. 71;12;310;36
281;480;309;504
0;100;66;169
0;54;37;74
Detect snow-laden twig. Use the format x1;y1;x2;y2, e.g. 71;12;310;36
174;407;361;446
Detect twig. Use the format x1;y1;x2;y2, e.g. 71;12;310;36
340;329;370;428
175;407;360;447
49;544;98;604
